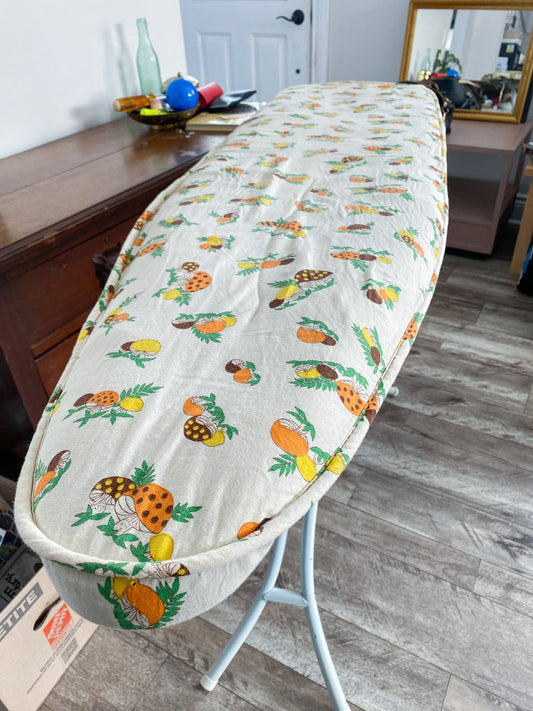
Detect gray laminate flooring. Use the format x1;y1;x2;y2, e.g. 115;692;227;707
39;249;533;711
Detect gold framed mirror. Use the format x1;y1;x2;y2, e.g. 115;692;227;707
400;0;533;122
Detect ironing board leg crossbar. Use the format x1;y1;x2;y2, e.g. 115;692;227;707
200;502;349;711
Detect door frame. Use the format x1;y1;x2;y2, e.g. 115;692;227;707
311;0;329;83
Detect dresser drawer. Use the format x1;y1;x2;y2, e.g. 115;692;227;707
9;220;130;351
36;331;80;396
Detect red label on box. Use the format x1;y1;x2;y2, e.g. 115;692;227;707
42;603;73;650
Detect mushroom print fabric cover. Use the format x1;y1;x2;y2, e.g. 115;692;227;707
15;82;447;630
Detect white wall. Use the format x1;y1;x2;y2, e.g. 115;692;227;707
327;0;410;82
3;0;532;199
0;1;187;158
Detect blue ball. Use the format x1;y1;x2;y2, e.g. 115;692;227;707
165;78;199;111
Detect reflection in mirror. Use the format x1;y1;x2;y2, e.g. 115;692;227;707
403;5;533;120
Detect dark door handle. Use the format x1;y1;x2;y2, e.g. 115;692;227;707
276;9;304;25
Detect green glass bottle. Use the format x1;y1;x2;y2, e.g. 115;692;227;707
136;18;162;96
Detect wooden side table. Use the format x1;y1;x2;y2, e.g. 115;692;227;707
510;156;533;274
446;120;532;254
0;120;222;471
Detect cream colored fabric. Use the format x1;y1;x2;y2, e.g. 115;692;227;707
15;81;448;629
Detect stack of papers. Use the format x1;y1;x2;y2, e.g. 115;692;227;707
185;102;262;133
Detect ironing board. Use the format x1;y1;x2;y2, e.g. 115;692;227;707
14;81;447;709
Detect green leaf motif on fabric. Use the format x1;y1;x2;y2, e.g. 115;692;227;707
132;461;156;487
72;505;109;527
97;516;140;549
269;454;297;477
171;503;202;524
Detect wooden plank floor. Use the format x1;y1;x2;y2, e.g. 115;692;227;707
39;248;533;711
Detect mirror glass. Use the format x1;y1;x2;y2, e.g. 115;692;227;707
401;3;533;121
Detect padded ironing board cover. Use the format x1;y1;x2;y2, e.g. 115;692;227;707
15;82;448;630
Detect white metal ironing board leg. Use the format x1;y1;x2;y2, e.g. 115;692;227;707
200;502;350;711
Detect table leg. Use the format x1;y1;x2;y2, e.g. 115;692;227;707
200;503;349;711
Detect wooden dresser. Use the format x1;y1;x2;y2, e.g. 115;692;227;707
0;119;222;475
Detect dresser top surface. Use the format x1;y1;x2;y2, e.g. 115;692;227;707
0;119;222;255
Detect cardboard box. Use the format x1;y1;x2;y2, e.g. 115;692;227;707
0;477;97;711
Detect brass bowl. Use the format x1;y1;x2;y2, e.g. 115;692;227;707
127;105;198;129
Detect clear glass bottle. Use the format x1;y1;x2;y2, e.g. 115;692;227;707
136;18;162;96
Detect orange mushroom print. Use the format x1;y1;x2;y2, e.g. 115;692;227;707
197;234;235;251
272;171;311;184
296;317;338;346
72;460;201;574
401;312;423;345
287;359;371;419
350;185;413;201
153;262;212;306
307;133;345;143
136;239;167;259
310;187;334;198
171;312;237;343
268;269;335;310
255;154;288;168
335;224;374;235
64;383;162;427
387;155;414;166
330;246;391;270
225;359;261;386
178;193;215;206
98;574;187;630
363;143;402;156
294;199;324;214
365;383;386;425
254;218;312;240
228;193;277;207
133;209;154;231
269;408;349;482
100;296;137;335
270;408;318;481
288;359;367;392
362;279;401;310
326;155;366;174
336;380;368;418
172;180;212;196
393;228;426;260
182;393;238;447
158;212;198;229
236;253;295;276
209;211;240;225
33;450;71;509
345;201;400;218
237;518;271;540
107;339;161;368
221;165;246;178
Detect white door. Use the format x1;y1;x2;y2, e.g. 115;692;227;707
180;0;312;102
